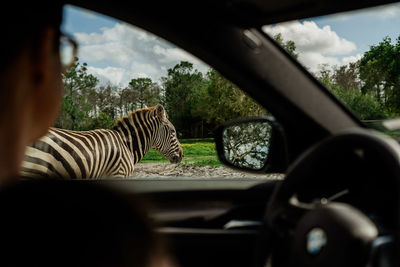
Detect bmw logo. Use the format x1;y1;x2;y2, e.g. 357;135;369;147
306;228;327;255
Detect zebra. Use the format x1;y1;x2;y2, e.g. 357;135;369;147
20;104;183;179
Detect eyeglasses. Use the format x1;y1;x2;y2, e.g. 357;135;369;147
60;32;78;71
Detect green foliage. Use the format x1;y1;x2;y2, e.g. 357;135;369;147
359;36;400;114
223;121;271;169
52;34;400;164
140;149;169;162
55;60;99;130
316;63;389;120
203;69;267;125
55;35;295;138
333;62;361;91
330;85;387;120
180;138;214;144
95;84;119;120
162;61;208;137
162;63;268;137
55;59;163;131
273;33;299;59
128;77;162;109
315;35;400;121
141;138;222;167
57;34;400;138
88;112;115;130
181;142;216;157
56;59;271;138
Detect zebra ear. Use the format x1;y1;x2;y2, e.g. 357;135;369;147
155;104;166;120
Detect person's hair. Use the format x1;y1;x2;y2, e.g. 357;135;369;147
0;2;64;71
0;180;167;267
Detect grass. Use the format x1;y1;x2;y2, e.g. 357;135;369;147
140;138;222;167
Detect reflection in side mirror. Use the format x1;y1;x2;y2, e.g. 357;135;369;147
215;117;287;173
223;122;271;170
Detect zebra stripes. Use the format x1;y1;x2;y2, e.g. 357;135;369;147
21;104;183;179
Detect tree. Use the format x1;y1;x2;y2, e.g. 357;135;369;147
359;36;400;113
55;59;99;130
330;85;387;120
333;62;361;92
128;77;162;109
88;112;115;130
316;62;387;120
273;33;299;59
204;69;267;125
223;121;271;169
162;61;207;137
95;84;119;120
316;64;333;88
118;87;137;116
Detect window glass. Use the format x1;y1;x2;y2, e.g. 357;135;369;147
37;5;282;180
262;2;400;137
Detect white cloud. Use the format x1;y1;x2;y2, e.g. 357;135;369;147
153;45;198;64
128;62;160;79
77;42;138;66
74;22;209;85
341;53;362;65
298;52;362;72
263;21;356;55
298;52;340;71
262;20;357;72
75;23;146;67
87;66;149;86
87;66;128;86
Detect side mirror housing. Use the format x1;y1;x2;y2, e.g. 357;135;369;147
215;117;288;173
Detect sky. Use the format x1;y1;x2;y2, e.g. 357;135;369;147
263;2;400;73
61;3;400;86
61;5;208;86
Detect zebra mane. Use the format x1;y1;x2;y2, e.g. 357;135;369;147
113;106;168;130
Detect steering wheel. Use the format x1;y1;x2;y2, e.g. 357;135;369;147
259;129;400;267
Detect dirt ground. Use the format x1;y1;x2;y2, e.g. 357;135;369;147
130;163;284;179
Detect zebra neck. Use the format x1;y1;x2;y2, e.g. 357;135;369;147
113;115;156;163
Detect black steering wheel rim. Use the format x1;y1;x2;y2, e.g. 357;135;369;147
260;128;400;267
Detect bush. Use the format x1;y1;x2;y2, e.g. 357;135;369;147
330;86;388;120
88;113;115;130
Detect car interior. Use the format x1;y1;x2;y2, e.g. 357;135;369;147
10;0;400;266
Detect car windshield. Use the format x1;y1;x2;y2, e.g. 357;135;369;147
262;2;400;138
53;5;283;180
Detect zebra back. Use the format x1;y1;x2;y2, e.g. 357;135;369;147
21;128;133;179
21;104;183;179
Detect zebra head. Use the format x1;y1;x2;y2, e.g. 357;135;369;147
152;104;184;164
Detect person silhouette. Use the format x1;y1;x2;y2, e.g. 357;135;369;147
0;2;174;266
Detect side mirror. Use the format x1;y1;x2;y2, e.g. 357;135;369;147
215;117;288;173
